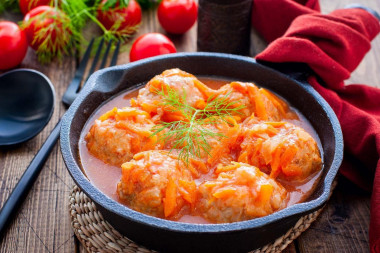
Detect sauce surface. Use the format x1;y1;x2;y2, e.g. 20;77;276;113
79;77;323;224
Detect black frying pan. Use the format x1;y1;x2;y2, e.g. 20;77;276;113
60;52;343;253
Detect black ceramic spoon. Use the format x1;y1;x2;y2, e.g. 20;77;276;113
0;69;55;147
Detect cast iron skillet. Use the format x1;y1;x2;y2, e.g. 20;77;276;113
60;53;343;253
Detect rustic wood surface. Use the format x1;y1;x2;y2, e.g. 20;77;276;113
0;0;379;252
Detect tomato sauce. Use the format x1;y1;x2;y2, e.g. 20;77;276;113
78;78;323;224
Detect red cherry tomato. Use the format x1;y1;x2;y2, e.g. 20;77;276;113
19;0;52;15
97;0;142;35
157;0;197;34
129;33;177;62
0;21;28;70
23;6;71;52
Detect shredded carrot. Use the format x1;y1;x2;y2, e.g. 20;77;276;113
115;121;152;137
194;99;207;109
281;145;298;167
121;162;134;194
270;146;283;178
164;178;177;217
254;92;268;120
230;82;248;94
265;122;286;128
141;103;157;114
238;152;248;163
148;79;164;93
215;163;240;174
133;152;145;160
193;79;214;98
213;187;237;199
282;164;303;177
190;159;208;174
178;180;197;204
98;107;118;121
115;108;149;120
207;118;240;165
257;184;273;204
130;98;138;107
260;89;287;116
162;112;187;122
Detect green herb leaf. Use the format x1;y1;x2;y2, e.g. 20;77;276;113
102;0;130;10
151;86;245;166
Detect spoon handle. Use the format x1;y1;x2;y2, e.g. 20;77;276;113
0;120;62;240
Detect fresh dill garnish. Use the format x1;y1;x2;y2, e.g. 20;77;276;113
151;86;245;166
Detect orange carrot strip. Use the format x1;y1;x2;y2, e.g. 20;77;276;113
282;164;303;177
98;107;118;121
265;122;286;128
230;82;248;94
260;89;287;116
115;122;153;137
194;99;207;109
190;159;208;174
164;178;177;217
254;93;268;120
215;163;239;174
213;187;236;199
178;180;197;204
257;184;273;204
148;79;164;93
130;98;138;107
270;147;283;178
281;145;298;167
238;151;248;163
193;79;214;98
116;108;149;120
141;103;157;114
133;152;145;160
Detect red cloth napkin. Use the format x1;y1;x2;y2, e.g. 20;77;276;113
252;1;380;251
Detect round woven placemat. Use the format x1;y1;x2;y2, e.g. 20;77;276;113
69;182;336;253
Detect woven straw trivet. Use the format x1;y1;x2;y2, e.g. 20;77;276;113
69;181;336;253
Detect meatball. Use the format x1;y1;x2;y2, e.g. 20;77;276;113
131;68;214;122
117;150;207;219
198;162;288;223
215;82;298;122
85;107;158;167
238;121;322;181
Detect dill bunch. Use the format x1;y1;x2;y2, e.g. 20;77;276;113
151;86;245;166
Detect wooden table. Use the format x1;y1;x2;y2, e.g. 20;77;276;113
1;0;379;252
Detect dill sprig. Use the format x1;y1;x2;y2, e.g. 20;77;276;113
151;86;245;166
101;0;130;10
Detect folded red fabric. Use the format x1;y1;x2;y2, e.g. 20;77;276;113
252;0;380;251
